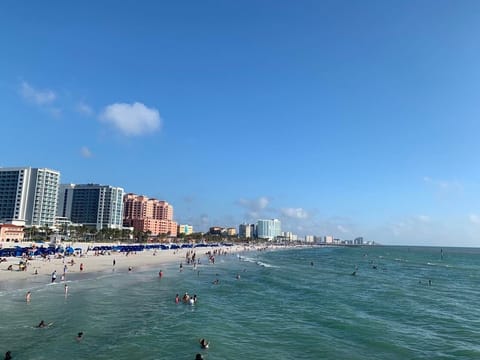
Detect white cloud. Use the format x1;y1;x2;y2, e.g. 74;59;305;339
281;207;309;219
238;196;270;212
469;214;480;224
80;146;93;158
100;102;162;136
416;215;430;223
337;225;350;234
20;81;56;105
423;176;462;192
76;102;94;116
237;196;271;221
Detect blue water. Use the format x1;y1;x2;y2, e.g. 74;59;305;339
1;246;480;359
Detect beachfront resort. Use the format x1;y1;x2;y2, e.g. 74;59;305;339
0;166;367;248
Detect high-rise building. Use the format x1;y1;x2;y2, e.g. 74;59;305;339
57;184;124;230
256;219;281;240
0;167;60;226
123;194;177;236
239;223;252;238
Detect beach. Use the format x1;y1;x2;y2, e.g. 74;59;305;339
0;242;259;290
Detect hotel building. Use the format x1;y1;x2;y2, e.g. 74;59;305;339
0;167;60;226
57;184;125;230
256;219;281;240
123;194;177;236
239;223;256;238
178;224;193;236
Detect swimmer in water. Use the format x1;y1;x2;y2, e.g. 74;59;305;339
26;291;31;303
4;351;12;360
195;354;204;360
76;332;84;341
37;320;47;328
199;338;209;349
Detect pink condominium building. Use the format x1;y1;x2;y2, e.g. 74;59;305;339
123;194;177;237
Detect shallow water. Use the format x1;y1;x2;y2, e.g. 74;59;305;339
1;246;479;359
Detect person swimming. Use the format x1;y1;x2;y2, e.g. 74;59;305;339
76;332;84;341
37;320;47;328
195;354;204;360
4;351;12;360
199;338;209;349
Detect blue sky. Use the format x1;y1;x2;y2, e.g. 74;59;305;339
1;1;480;246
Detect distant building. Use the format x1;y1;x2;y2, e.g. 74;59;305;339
325;235;334;244
354;237;364;245
257;219;281;240
123;194;177;236
58;183;124;230
226;227;236;236
209;226;223;235
305;235;314;243
239;223;251;238
178;224;193;236
0;167;60;227
0;223;24;242
281;231;298;241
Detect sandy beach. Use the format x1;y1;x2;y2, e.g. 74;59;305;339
0;242;260;289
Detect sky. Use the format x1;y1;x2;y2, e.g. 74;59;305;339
1;1;480;246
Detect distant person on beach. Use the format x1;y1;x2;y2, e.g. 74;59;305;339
4;351;12;360
51;271;57;283
76;332;84;341
26;291;31;303
159;270;163;278
113;259;116;266
80;263;84;271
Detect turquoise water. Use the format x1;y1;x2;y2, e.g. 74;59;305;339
1;246;480;359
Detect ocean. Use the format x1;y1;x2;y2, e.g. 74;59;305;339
1;246;480;359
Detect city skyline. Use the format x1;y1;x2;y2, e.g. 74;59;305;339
1;2;480;246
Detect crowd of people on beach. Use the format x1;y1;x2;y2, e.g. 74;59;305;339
1;243;267;359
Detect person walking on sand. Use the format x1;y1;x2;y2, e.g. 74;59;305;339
80;263;84;272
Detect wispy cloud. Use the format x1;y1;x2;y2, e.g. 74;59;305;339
19;81;56;105
76;102;94;116
469;214;480;224
99;102;162;136
423;176;463;192
80;146;93;158
280;207;309;219
237;196;270;219
337;225;350;234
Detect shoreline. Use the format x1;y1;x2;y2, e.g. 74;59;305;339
0;242;274;292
